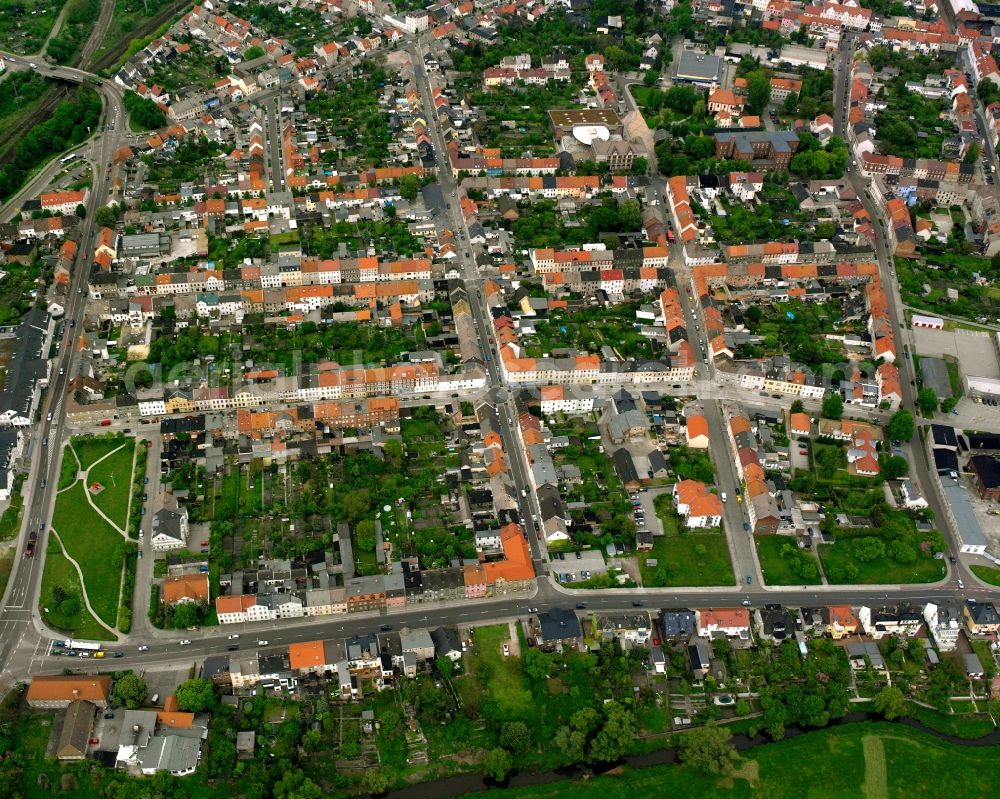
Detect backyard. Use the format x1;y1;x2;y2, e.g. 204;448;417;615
548;418;635;547
0;0;64;54
457;623;533;718
193;408;471;576
525;300;661;361
896;252;1000;325
740;301;852;371
640;505;734;587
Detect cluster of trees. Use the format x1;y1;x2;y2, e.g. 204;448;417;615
851;535;917;565
150;598;212;630
743;69;772;114
0;88;102;201
822;392;844;420
824;503;942;583
665;446;715;483
115;538;138;633
738;638;853;739
123;91;166;131
0;72;51;119
780;69;835;119
46;0;100;65
708;189;817;245
49;583;82;619
790;134;849;180
775;542;820;582
656;129;729;178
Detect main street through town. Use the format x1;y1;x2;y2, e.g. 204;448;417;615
1;22;999;689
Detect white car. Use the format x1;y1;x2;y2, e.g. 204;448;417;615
227;634;239;640
502;644;510;656
257;640;269;646
137;645;149;651
179;640;192;646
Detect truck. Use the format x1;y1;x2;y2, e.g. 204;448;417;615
65;639;102;652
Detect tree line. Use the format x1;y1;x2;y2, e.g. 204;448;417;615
0;88;102;201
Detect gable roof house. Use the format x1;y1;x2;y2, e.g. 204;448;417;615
56;700;96;760
27;676;112;709
430;626;463;661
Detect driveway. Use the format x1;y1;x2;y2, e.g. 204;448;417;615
637;486;671;537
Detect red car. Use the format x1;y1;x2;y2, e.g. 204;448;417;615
201;540;209;546
536;532;541;540
99;419;111;426
88;738;99;745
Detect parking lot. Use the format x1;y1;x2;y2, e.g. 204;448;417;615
911;327;999;379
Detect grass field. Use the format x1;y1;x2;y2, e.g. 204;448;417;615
87;439;134;528
461;722;1000;799
72;435;125;470
0;550;13;602
902;703;998;739
970;564;1000;587
50;481;123;625
863;735;888;799
0;484;24;540
819;539;945;584
755;536;822;586
640;516;735;587
468;624;533;717
39;538;114;640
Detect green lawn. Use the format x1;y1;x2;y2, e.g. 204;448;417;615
58;443;80;489
970;564;1000;587
819;538;945;584
0;484;24;539
640;515;735;587
50;481;123;626
904;703;997;739
72;435;126;469
462;722;1000;799
755;536;822;586
39;539;115;641
468;623;532;717
86;439;135;528
0;550;13;602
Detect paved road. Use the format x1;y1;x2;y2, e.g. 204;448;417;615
833;33;969;589
0;48;128;685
